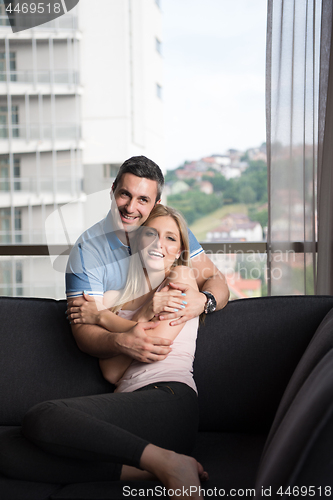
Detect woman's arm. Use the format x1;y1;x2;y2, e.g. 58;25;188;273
67;293;137;332
144;266;199;342
99;354;132;385
98;321;160;384
99;266;199;384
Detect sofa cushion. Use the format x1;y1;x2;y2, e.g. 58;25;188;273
194;296;333;433
0;426;118;485
0;426;59;500
0;477;58;500
0;298;111;425
255;349;333;495
262;306;333;455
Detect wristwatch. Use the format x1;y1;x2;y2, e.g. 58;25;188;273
201;291;217;314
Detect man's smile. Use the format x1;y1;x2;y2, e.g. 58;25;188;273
119;210;140;222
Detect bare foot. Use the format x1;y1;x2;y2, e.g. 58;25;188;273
120;464;156;481
140;445;208;499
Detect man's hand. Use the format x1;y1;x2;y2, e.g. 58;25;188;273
157;282;206;326
115;321;173;363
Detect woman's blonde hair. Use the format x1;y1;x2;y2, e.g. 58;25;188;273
110;204;190;313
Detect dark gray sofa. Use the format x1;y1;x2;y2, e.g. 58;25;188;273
1;295;333;499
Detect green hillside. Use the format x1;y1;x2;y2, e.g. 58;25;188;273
188;203;248;241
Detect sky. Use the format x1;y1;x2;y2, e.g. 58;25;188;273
162;0;267;170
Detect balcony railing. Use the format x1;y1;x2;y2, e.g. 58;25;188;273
0;175;82;195
0;241;317;299
0;123;80;140
0;15;78;30
0;70;80;85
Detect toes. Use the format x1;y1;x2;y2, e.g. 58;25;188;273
196;460;208;482
196;460;204;476
200;471;209;482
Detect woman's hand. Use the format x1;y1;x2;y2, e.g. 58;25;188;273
152;285;188;316
157;282;206;326
131;285;187;323
66;293;107;326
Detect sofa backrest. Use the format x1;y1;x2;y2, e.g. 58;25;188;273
0;297;111;425
1;295;333;430
193;295;333;432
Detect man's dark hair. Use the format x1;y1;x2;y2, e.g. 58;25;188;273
113;156;164;202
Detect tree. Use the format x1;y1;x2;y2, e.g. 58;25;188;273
164;169;179;183
240;186;256;204
203;173;227;192
167;190;222;225
183;178;196;188
248;207;268;228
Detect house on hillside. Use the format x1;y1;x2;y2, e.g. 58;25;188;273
227;273;262;299
198;181;213;194
206;213;263;242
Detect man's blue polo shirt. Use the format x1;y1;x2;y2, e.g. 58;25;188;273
65;211;204;299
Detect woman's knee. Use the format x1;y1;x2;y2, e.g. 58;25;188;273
22;400;59;444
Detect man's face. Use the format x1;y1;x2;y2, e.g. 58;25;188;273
112;173;160;231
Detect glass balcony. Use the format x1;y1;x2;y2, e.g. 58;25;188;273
0;70;80;85
0;123;80;140
0;15;78;30
0;175;82;194
0;256;65;299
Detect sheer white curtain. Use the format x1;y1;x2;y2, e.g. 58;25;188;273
266;0;333;296
317;1;333;294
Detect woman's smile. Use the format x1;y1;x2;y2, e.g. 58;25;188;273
139;216;182;272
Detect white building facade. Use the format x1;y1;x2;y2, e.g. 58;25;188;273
0;0;164;297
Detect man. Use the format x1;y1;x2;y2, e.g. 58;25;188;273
66;156;229;363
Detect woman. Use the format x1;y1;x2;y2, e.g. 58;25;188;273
21;205;207;498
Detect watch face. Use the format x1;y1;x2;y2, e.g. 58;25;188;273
204;293;216;314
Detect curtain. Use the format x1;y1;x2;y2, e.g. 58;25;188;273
266;0;333;296
317;1;333;294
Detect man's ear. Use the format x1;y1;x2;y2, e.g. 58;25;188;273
156;199;161;205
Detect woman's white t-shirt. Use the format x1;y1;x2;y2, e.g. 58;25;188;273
115;308;199;394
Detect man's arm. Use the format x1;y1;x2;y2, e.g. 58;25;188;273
158;252;229;326
70;320;172;361
67;297;172;361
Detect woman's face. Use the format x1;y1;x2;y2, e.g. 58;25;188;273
139;216;182;273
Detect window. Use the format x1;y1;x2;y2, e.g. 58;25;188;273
0;207;22;243
0;259;23;296
15;260;23;296
14;162;20;190
0;0;15;26
156;37;162;55
103;163;121;179
0;260;11;295
0;159;9;191
0;105;19;138
0;208;10;243
0;157;21;191
156;83;162;99
0;52;16;82
0;2;9;25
